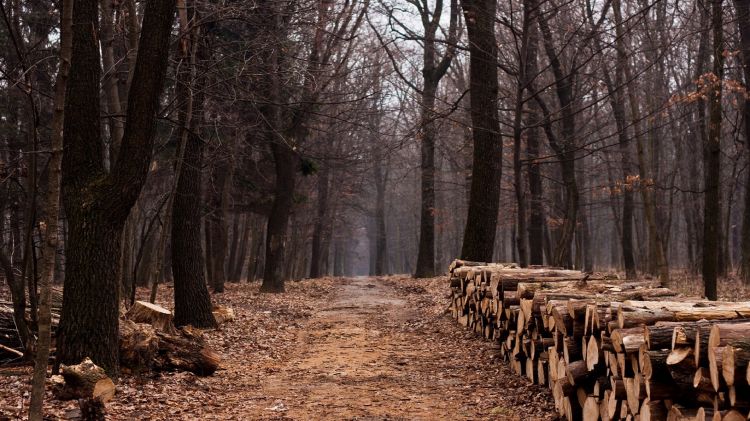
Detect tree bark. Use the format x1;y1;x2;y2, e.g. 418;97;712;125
262;143;296;292
29;0;71;416
57;0;176;374
460;0;503;262
703;0;724;300
170;0;217;327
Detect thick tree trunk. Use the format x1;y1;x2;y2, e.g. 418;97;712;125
58;0;176;374
261;143;296;292
172;129;216;327
171;2;217;328
703;0;724;300
460;0;503;262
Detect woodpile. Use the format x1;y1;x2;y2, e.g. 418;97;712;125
1;297;223;376
448;260;750;421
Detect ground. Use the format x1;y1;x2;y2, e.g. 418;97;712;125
0;276;555;420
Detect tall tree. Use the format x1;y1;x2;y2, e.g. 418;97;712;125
703;0;724;300
171;0;217;327
57;0;176;373
29;0;71;418
460;0;503;262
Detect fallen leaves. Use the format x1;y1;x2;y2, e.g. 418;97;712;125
0;276;556;420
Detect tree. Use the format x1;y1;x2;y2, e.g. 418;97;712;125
29;0;71;418
703;0;724;300
57;0;176;373
459;0;503;262
170;0;217;328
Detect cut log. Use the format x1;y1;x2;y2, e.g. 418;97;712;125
52;358;116;402
126;301;176;333
709;323;750;388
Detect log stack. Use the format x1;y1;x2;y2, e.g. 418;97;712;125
448;259;750;421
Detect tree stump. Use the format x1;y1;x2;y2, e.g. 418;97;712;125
126;301;176;333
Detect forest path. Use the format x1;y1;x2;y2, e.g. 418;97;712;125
230;276;554;420
256;276;455;419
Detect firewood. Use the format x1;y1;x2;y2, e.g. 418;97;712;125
51;358;116;402
640;398;668;421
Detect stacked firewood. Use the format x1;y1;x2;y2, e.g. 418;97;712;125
448;259;750;421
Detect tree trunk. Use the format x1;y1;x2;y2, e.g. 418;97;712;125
309;167;330;278
415;82;437;277
57;0;176;374
733;0;750;284
170;1;217;328
460;0;503;262
703;0;724;300
261;143;295;292
29;0;71;415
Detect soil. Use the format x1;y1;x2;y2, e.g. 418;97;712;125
0;276;556;420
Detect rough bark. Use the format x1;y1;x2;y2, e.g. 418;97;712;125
57;0;176;374
703;0;724;300
170;0;217;328
460;0;503;262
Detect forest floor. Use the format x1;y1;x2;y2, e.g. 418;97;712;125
0;275;555;421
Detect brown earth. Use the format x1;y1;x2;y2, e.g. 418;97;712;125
0;276;555;420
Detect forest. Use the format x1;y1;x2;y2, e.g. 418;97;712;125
2;0;750;419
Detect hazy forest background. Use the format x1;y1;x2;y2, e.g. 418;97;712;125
3;0;750;417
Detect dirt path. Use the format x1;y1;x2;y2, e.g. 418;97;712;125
0;276;555;420
224;276;555;420
259;277;463;419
